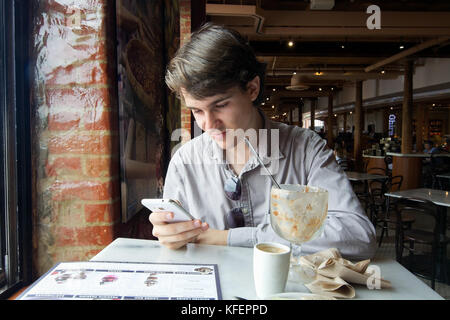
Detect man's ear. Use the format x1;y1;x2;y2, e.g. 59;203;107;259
246;76;260;102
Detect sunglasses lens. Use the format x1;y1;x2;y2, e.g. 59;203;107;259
226;208;245;228
224;176;241;200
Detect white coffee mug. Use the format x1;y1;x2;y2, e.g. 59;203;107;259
253;242;291;299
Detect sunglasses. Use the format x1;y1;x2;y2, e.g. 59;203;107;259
224;176;246;228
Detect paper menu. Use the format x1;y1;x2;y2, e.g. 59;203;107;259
18;261;221;300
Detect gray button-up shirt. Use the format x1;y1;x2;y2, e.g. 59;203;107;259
163;113;376;260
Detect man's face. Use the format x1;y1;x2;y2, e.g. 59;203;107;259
181;77;260;150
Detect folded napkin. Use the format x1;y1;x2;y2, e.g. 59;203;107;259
305;274;355;299
297;248;391;299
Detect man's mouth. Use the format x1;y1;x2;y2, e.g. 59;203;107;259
208;129;227;139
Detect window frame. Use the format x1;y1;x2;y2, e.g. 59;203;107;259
0;0;32;299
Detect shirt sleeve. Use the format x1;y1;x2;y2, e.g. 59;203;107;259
162;153;190;213
299;132;376;260
228;131;377;261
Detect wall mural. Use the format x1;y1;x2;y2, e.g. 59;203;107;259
116;0;167;222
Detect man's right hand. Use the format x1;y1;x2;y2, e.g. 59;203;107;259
149;211;209;250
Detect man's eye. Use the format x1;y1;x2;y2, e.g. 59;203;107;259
192;109;202;114
215;103;228;109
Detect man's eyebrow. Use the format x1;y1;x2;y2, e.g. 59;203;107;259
185;95;232;110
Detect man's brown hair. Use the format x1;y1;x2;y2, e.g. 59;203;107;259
165;23;267;106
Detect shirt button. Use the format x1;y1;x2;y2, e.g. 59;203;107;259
241;208;249;214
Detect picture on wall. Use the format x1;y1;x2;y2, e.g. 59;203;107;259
116;0;166;222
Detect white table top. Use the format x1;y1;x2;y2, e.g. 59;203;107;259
346;171;388;182
91;238;443;300
436;172;450;179
385;188;450;208
387;152;450;158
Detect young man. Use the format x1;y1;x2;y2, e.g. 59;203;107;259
149;23;376;260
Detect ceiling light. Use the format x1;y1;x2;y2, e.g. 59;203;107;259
315;71;323;76
266;97;269;101
288;41;294;47
432;103;436;106
293;72;297;75
341;45;345;49
261;102;265;105
390;107;393;110
319;87;322;91
381;70;385;74
350;111;353;114
334;114;337;117
272;105;275;109
272;88;276;91
283;112;287;116
399;45;404;50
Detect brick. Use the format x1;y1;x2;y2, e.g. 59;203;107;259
45;157;82;176
45;61;108;86
84;157;119;177
46;87;110;111
51;201;84;226
48;111;81;131
43;0;107;14
85;203;114;223
83;109;114;130
77;225;114;246
48;134;114;155
50;180;113;201
55;225;114;247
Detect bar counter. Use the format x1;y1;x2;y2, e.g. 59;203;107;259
363;153;450;190
387;152;450;190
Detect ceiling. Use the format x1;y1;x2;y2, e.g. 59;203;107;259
205;0;450;117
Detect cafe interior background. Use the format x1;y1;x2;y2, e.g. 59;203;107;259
1;0;450;298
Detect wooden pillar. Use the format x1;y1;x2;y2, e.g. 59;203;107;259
401;60;414;153
327;94;334;148
424;105;430;140
343;112;347;132
353;81;363;170
310;98;316;131
416;104;425;152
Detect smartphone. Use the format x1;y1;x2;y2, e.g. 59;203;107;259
141;198;194;223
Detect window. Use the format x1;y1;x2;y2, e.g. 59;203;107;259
0;0;32;298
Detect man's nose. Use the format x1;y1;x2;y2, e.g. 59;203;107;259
203;111;218;131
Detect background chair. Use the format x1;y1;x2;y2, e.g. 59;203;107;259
372;175;415;248
394;197;450;290
384;155;393;177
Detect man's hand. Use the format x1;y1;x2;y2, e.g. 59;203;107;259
195;228;229;246
149;211;209;250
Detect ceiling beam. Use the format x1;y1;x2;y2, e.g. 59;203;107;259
258;56;385;65
365;37;450;72
206;4;265;34
232;26;450;38
210;10;450;38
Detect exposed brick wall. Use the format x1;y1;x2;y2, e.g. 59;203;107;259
179;0;192;143
31;0;187;278
31;0;120;277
